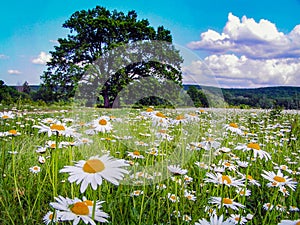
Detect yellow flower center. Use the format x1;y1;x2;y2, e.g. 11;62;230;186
33;166;39;171
247;143;260;150
274;176;286;183
83;200;93;206
176;115;185;120
70;202;89;215
146;108;153;112
99;119;107;126
133;151;140;156
199;109;205;113
296;222;300;225
48;213;53;220
229;123;238;128
83;159;105;173
224;162;231;167
50;124;65;131
281;165;287;170
247;175;253;180
50;144;56;148
170;195;176;201
239;190;245;195
187;195;193;200
8;130;17;135
222;175;232;184
156;112;166;118
2;115;9;119
222;198;233;204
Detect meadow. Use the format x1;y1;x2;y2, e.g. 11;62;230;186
0;105;299;225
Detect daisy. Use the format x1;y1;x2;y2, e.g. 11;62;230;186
151;111;169;127
90;116;113;133
229;214;247;225
262;202;273;211
195;214;234;225
209;197;245;211
225;123;244;135
167;165;188;175
236;142;271;161
167;193;179;203
50;196;109;224
182;214;192;222
43;211;60;225
29;165;41;173
130;190;144;197
0;111;15;119
127;150;145;159
261;170;297;190
278;220;300;225
38;156;46;164
60;155;129;193
184;190;196;201
235;187;251;196
204;172;244;187
5;129;21;136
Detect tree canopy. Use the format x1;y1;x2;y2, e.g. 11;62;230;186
41;6;183;107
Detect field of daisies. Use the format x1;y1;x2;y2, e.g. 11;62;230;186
0;105;299;225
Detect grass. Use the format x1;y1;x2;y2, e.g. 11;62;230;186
0;106;299;224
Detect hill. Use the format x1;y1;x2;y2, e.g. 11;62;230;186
184;85;300;109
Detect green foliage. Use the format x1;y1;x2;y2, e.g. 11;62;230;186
186;86;209;107
41;6;183;107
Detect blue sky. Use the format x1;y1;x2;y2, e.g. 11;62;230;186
1;0;300;87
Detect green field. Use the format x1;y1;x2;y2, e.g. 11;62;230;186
0;106;299;225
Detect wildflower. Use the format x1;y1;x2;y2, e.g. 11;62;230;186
289;206;299;212
209;197;245;211
184;190;196;201
235;142;271;161
38;156;46;164
91;116;113;133
33;121;77;137
130;190;144;197
60;155;129;193
156;183;167;190
36;146;47;154
195;214;234;225
229;214;247;225
200;138;221;150
167;165;188;175
43;211;59;224
5;129;21;136
151;111;169;127
225;123;244;135
50;196;109;224
29;165;41;173
262;202;273;211
278;220;300;225
182;214;192;222
204;172;244;187
127;150;145;159
0;111;14;119
235;187;251;196
167;193;179;203
261;170;297;190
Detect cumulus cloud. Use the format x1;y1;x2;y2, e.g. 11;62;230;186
8;69;21;75
182;55;300;88
187;13;300;59
32;51;51;65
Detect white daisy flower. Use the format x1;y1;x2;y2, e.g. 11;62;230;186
209;197;245;211
0;111;15;119
261;170;297;190
204;172;244;187
29;165;41;173
195;214;234;225
167;193;179;203
91;116;113;133
278;220;300;225
43;211;60;225
225;123;244;135
50;196;109;224
60;155;129;193
167;165;188;175
229;214;247;224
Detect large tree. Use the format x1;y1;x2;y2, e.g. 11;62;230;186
41;6;183;107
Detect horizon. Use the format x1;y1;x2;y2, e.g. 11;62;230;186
1;0;300;88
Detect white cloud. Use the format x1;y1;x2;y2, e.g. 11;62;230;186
32;51;51;65
183;55;300;88
8;69;21;75
187;13;300;59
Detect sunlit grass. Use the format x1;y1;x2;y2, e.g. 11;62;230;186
0;106;299;224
